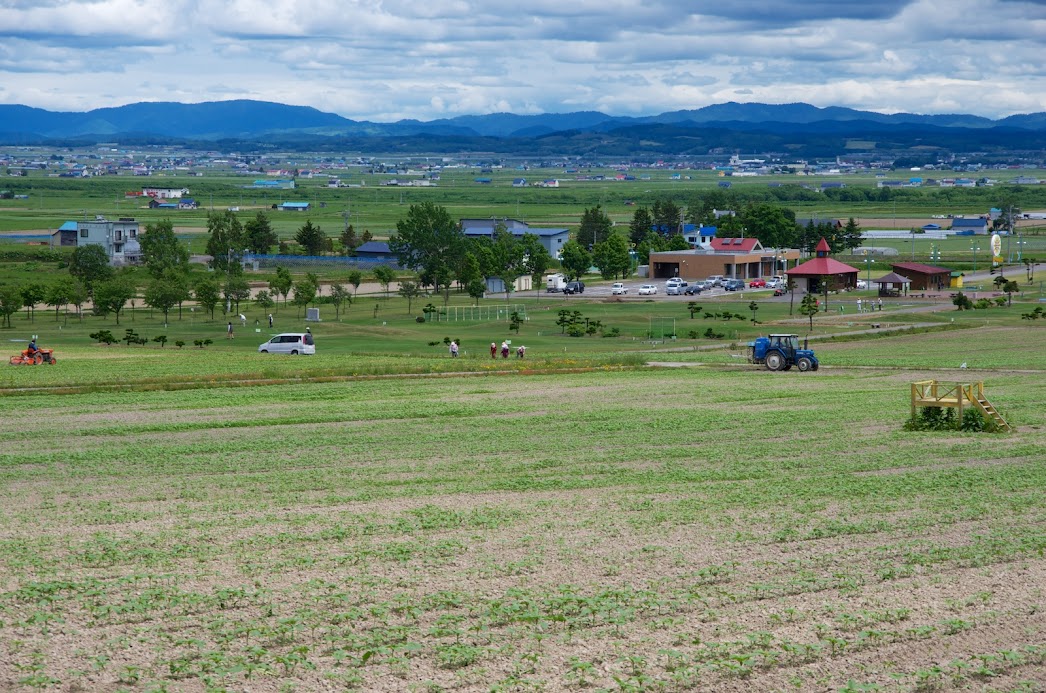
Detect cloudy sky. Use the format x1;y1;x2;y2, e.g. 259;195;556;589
1;0;1044;122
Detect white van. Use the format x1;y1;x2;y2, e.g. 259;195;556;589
258;332;315;355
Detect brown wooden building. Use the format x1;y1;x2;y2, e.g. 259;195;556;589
890;262;952;291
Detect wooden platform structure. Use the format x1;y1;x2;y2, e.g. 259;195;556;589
910;380;1012;431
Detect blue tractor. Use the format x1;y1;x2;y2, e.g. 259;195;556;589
747;334;819;372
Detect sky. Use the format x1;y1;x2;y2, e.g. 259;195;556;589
1;0;1045;122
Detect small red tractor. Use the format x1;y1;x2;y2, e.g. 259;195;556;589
9;348;56;365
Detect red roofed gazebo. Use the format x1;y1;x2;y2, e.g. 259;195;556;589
786;238;860;293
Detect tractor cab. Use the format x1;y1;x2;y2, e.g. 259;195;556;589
747;333;819;372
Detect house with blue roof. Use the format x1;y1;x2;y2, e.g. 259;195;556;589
352;241;399;264
279;202;311;212
50;217;141;265
684;226;717;248
50;221;79;247
950;217;989;234
460;218;570;258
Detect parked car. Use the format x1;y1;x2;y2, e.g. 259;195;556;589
691;280;712;291
258;332;316;355
856;279;869;289
563;280;585;294
707;275;726;287
683;284;704;295
665;277;688;287
724;279;745;291
666;284;683;295
765;278;782;290
611;282;627;295
638;284;658;295
749;278;767;288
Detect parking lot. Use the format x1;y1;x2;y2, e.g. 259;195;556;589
549;279;781;299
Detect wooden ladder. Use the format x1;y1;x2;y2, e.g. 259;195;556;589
974;396;1012;432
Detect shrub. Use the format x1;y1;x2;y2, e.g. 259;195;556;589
89;330;117;345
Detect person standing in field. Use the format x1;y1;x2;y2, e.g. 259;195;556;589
227;322;234;339
449;340;458;357
516;345;526;359
857;298;862;313
878;297;883;311
268;313;273;328
501;341;509;359
490;342;497;359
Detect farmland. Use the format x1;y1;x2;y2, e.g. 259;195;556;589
2;152;1046;691
1;319;1045;691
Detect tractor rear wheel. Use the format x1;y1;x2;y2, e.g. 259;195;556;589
765;352;784;371
797;357;813;372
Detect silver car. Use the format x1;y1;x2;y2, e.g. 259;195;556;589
258;332;316;355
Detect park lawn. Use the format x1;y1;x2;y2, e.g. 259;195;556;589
0;363;1043;691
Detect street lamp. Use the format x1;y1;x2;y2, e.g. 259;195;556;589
1016;234;1026;262
970;243;980;274
865;255;872;289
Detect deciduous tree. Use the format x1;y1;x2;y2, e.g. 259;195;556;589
559;240;591;282
140;219;189;278
388;202;463;304
93;275;136;325
329;283;350;320
204;210;245;273
69;244;112;295
193;277;221;320
397;280;421;314
592;233;631;279
269;266;293;306
20;282;46;322
372;265;396;298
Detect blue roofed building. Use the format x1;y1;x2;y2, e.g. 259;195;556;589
352;241;397;262
950;217;989;234
461;218;570;259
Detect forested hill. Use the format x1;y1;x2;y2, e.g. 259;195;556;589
2;99;1045;157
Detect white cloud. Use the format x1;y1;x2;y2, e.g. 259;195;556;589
0;0;1043;120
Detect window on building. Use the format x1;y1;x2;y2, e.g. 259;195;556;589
114;244;123;253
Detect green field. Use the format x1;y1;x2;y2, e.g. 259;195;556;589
1;297;1045;691
2;160;1046;691
6;162;1046;246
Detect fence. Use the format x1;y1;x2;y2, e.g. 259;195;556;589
426;305;528;322
243;253;401;271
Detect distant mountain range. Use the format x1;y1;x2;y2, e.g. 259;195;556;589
3;99;1046;157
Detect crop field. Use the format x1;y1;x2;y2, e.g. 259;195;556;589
7;164;1046;243
1;325;1044;692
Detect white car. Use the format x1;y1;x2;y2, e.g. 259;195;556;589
611;283;628;295
258;332;316;355
665;277;687;287
638;284;657;295
856;279;869;289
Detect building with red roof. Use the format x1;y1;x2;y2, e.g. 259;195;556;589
649;236;801;281
786;238;860;291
